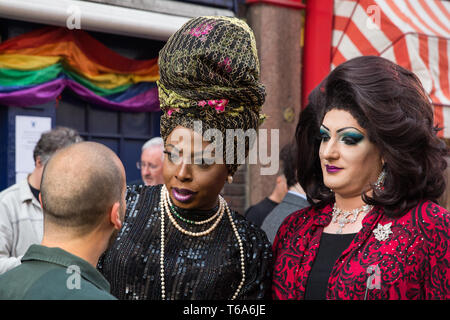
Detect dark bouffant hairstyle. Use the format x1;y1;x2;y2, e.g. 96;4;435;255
296;56;448;217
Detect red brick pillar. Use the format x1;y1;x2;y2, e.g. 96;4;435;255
245;2;304;208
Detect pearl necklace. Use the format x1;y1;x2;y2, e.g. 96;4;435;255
159;185;246;300
332;203;373;234
166;191;220;226
163;187;224;237
169;204;219;225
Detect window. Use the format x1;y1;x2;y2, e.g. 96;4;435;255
56;91;161;183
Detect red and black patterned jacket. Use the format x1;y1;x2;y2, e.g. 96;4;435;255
272;200;450;300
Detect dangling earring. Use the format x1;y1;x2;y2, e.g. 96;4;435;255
374;167;386;190
227;176;233;184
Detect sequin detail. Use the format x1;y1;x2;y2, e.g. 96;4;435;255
98;184;272;300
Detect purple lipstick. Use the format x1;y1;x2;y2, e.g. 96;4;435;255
172;187;197;203
325;164;342;173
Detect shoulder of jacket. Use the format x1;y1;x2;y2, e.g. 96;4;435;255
276;206;316;234
0;183;21;201
285;205;315;222
410;200;449;221
409;200;450;238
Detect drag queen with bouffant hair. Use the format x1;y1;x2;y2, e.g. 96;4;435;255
273;56;450;300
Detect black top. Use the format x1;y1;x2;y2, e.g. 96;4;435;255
127;179;144;187
244;197;279;227
28;183;40;202
305;232;356;300
98;184;272;300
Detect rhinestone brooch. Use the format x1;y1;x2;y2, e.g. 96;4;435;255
373;222;393;242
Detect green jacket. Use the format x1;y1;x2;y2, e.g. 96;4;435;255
0;244;116;300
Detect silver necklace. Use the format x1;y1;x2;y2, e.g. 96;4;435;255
159;185;246;300
332;203;373;234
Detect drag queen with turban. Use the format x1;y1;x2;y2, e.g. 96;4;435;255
99;16;272;300
272;56;450;300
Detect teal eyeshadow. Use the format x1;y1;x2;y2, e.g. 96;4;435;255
319;128;329;135
341;131;364;142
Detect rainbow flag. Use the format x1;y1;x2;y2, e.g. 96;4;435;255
0;27;160;112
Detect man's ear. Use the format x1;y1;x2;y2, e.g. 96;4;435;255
110;202;122;230
276;174;287;186
35;156;44;169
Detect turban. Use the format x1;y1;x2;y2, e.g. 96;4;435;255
158;16;266;175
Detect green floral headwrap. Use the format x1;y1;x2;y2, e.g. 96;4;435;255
158;16;266;175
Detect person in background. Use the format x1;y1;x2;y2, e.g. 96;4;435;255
273;56;450;300
261;144;309;243
0;126;82;275
0;142;125;299
130;137;165;186
244;172;288;227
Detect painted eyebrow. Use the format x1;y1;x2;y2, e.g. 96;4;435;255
320;125;363;134
336;127;364;134
165;144;211;158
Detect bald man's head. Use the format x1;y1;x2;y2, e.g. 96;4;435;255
40;142;126;235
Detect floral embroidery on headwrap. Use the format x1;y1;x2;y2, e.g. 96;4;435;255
167;108;176;117
188;22;216;41
218;57;232;73
198;99;228;113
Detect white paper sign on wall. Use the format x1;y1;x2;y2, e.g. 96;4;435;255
15;115;51;183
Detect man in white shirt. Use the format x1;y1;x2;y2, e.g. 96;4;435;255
0;126;82;274
131;137;164;186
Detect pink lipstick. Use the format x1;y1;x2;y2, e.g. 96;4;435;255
325;165;342;173
172;187;197;203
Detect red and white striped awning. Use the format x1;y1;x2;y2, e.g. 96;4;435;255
332;0;450;138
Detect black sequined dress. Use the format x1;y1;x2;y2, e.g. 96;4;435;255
98;184;272;300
